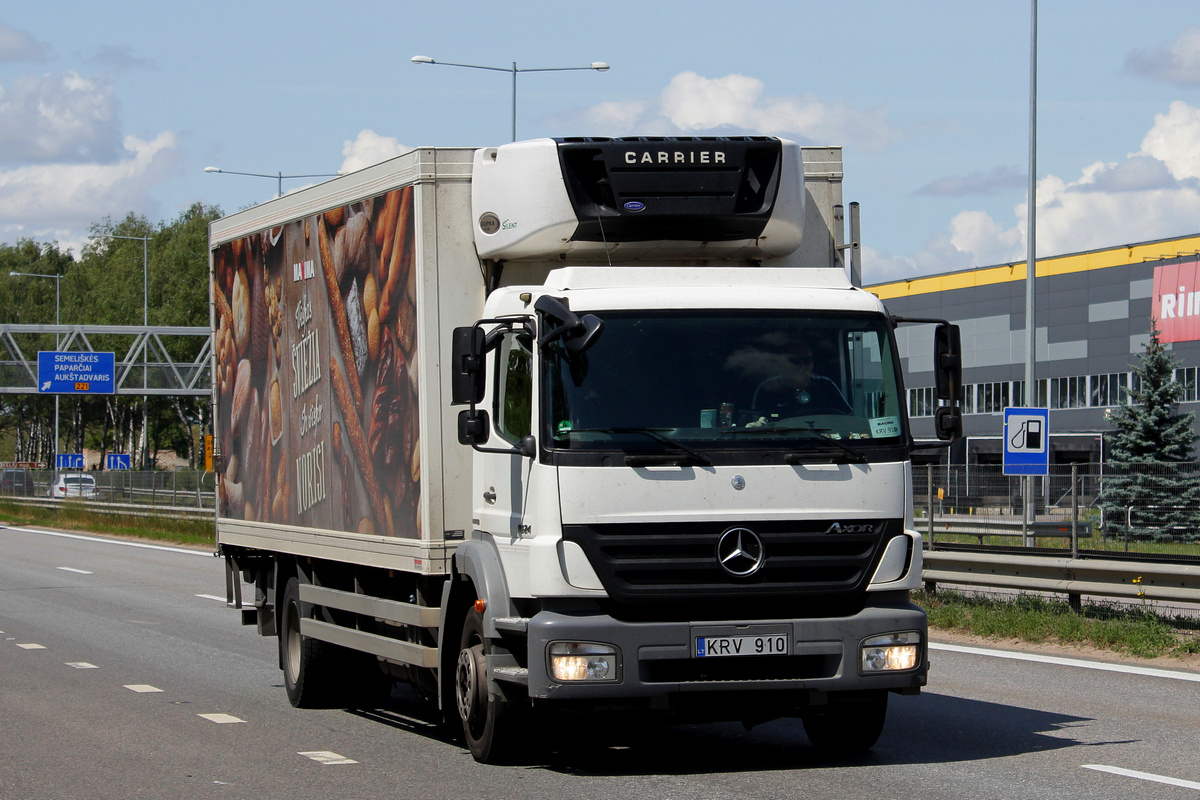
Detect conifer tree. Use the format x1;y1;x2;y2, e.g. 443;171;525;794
1099;322;1200;541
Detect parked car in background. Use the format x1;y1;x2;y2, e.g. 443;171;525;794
0;468;33;496
49;473;98;499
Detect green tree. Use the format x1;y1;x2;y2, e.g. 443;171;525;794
0;240;75;465
1099;322;1200;541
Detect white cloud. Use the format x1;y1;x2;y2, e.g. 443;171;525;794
1141;100;1200;180
869;101;1200;281
0;131;181;236
569;71;897;151
0;24;49;62
0;71;122;164
1125;27;1200;86
339;129;410;174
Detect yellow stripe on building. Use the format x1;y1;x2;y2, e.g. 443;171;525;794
868;234;1200;300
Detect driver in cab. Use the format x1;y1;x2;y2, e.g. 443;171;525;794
745;338;851;426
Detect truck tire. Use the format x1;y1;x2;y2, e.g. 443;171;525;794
279;577;334;708
455;607;511;763
802;690;888;754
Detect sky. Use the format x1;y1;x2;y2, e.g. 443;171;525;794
2;2;1199;285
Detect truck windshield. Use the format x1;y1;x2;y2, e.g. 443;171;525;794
544;311;907;463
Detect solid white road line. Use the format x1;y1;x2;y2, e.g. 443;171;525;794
195;594;226;602
930;642;1200;683
1083;764;1200;791
56;566;93;574
0;524;211;556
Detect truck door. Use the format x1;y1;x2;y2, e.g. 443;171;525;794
474;328;534;540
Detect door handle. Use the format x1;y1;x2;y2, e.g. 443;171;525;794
483;489;497;504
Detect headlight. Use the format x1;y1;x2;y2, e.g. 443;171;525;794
548;642;620;682
860;631;922;673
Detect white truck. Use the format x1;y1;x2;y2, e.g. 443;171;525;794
210;136;963;762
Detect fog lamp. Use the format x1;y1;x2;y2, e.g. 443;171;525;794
860;631;921;672
549;642;619;682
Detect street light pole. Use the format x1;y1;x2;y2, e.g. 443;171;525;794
9;270;62;466
203;167;342;198
100;233;151;469
411;56;610;142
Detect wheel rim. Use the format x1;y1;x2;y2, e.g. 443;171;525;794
455;642;486;736
285;600;302;685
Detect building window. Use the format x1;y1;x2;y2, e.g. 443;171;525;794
908;386;935;417
1050;375;1087;409
975;381;1011;413
1092;372;1128;407
1176;367;1198;402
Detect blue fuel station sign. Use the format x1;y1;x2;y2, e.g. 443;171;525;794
1003;407;1050;476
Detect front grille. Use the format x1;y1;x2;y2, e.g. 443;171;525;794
642;654;839;684
562;519;897;606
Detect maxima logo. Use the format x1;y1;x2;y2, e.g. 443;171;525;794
1153;260;1200;343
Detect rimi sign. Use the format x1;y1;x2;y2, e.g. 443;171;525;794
1153;259;1200;343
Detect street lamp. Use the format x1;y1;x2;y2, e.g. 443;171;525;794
94;233;150;469
411;55;610;141
203;167;342;198
9;270;62;464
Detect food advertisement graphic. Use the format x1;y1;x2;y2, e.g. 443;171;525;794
213;186;420;538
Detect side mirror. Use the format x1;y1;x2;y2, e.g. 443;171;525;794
458;409;490;445
933;323;962;401
451;326;485;406
934;405;962;442
535;295;604;354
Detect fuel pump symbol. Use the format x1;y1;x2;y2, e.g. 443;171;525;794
1010;418;1042;451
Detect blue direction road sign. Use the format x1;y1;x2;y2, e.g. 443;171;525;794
1003;407;1050;476
56;453;84;471
37;351;116;394
106;453;131;470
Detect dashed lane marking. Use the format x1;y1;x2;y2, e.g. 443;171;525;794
299;751;358;765
16;643;46;650
198;713;245;724
66;662;98;669
56;567;93;574
124;684;163;693
195;594;226;602
1083;764;1200;791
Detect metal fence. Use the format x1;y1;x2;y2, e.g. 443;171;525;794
915;462;1200;561
0;469;215;511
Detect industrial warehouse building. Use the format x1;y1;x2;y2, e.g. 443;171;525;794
872;232;1200;471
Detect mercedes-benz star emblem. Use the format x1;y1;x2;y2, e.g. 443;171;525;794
716;527;765;577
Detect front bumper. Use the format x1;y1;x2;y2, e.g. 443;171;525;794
521;600;927;708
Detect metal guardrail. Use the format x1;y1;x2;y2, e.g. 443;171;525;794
923;549;1200;609
0;495;214;523
926;517;1093;543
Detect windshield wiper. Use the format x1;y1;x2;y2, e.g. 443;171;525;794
786;428;868;464
570;427;713;467
719;425;867;463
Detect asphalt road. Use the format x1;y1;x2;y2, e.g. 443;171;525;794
2;524;1199;800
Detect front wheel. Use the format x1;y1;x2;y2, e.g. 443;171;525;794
455;608;514;763
802;691;888;755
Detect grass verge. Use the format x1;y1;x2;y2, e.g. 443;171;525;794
915;588;1200;660
0;500;215;548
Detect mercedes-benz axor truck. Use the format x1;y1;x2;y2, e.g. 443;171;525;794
210;136;963;762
